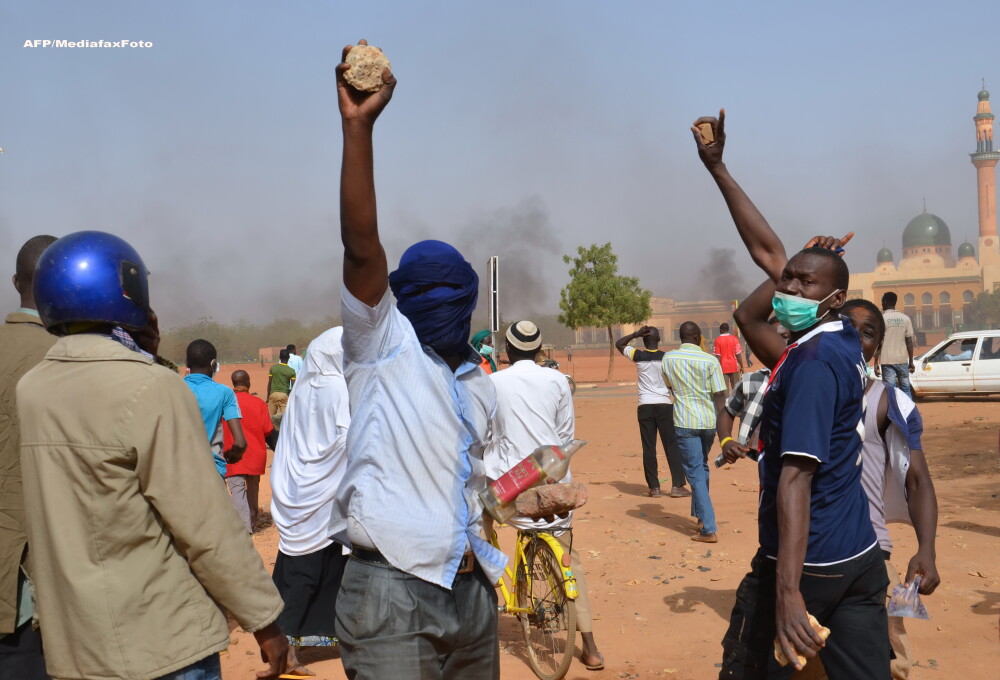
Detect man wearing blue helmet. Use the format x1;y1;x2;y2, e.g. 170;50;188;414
329;41;506;679
0;234;57;680
17;231;291;680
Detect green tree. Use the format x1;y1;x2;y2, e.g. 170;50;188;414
558;243;652;382
968;290;1000;329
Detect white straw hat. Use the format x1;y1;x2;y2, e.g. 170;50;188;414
505;320;541;351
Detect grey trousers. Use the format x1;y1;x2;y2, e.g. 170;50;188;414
225;475;259;533
335;556;500;680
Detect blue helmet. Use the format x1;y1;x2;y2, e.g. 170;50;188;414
33;231;150;333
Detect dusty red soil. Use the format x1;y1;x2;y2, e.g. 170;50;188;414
219;357;1000;679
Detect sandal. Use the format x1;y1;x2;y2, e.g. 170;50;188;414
583;651;605;671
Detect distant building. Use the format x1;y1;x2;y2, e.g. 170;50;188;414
575;85;1000;349
849;84;999;342
573;296;736;348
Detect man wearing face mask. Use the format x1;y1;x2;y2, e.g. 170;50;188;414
184;339;247;477
328;41;507;679
693;111;889;679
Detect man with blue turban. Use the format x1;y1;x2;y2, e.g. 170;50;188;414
329;40;507;680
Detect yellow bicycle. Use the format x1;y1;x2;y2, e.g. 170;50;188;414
489;526;578;680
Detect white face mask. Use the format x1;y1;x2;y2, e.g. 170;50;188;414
211;360;219;376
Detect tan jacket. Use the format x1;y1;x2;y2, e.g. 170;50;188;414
0;310;56;633
18;334;283;680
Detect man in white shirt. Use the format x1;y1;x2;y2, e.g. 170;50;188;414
486;320;604;671
330;41;505;680
615;326;689;498
285;344;304;376
874;292;915;398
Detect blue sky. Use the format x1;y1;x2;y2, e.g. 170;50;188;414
1;1;997;324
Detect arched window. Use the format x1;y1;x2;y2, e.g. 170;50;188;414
921;292;932;305
963;290;975;303
939;292;953;326
904;293;915;306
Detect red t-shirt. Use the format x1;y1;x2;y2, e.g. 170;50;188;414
224;391;274;477
713;333;743;374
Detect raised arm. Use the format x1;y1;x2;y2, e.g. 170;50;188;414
692;110;787;282
734;279;786;369
615;327;646;355
338;40;397;306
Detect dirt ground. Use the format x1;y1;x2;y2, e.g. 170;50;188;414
219;356;1000;679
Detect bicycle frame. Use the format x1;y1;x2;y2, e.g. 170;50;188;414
491;528;578;615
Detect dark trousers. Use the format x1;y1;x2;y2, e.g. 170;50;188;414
336;556;499;680
638;403;685;490
719;544;890;680
274;543;349;638
0;621;50;680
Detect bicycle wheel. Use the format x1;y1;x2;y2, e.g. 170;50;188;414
564;375;576;395
517;536;577;680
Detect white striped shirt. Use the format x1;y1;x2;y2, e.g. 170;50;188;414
661;343;726;430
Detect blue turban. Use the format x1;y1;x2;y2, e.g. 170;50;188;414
388;240;479;356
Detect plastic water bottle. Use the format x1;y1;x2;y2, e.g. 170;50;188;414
480;439;588;523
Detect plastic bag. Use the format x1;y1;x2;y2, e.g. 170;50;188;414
887;575;929;619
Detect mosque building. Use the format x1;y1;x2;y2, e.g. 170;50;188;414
574;85;999;349
849;84;999;340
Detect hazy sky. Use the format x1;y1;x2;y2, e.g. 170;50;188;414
2;1;998;327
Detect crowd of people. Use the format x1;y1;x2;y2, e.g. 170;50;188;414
0;41;947;680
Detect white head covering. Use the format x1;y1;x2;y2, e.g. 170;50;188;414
270;327;351;556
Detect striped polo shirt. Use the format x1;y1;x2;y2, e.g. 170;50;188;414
661;343;726;430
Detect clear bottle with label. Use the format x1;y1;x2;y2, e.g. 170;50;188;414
480;439;588;523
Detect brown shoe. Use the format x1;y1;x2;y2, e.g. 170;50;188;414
670;486;692;498
647;488;662;498
691;532;718;543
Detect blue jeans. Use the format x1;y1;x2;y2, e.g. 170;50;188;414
675;428;717;535
881;363;911;397
155;655;221;680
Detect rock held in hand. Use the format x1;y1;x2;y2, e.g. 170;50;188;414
344;45;391;92
515;482;588;519
773;613;830;668
697;122;715;145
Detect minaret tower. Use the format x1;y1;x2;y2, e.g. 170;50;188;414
972;82;1000;269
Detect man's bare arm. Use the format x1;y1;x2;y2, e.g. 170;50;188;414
692;110;787;282
225;419;247;463
615;327;646;355
264;429;279;451
904;449;939;594
775;456;825;670
338;40;397;306
734;279;787;369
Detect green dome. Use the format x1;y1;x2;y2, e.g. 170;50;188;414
958;241;976;258
902;212;951;248
980;89;990;101
877;247;894;263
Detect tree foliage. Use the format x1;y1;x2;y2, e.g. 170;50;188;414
967;289;1000;329
558;243;652;381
